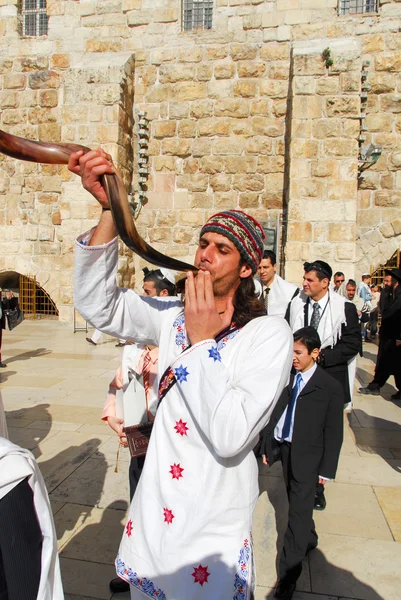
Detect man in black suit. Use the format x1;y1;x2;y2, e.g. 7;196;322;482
359;268;401;401
260;327;344;600
286;260;360;510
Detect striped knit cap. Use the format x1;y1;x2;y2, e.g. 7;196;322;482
200;210;265;274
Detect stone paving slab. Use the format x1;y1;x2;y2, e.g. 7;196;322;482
373;486;401;542
309;534;401;599
60;557;117;600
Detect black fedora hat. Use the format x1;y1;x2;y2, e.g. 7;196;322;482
385;268;401;283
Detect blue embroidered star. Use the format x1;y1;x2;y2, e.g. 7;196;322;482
174;364;190;383
208;347;221;362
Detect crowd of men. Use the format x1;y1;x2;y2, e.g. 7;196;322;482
1;144;400;600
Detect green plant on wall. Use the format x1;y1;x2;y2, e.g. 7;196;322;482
322;48;333;68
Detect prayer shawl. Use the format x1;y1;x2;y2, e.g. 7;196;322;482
0;437;64;600
75;233;293;600
268;275;298;319
289;289;347;350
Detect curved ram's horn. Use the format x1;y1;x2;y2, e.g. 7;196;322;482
0;129;198;273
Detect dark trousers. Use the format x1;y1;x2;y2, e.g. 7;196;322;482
372;338;401;391
128;455;145;502
278;443;318;584
0;478;42;600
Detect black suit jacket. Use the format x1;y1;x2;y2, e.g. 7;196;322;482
259;366;344;482
286;299;361;404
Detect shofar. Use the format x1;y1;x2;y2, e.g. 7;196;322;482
0;129;197;273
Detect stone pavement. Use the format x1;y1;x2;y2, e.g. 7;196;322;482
1;320;400;600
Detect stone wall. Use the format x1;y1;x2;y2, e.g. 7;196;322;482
0;0;401;319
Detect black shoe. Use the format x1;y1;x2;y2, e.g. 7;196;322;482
390;391;401;401
314;489;326;511
359;386;380;396
115;342;125;347
85;337;97;346
0;362;6;368
109;576;130;593
274;580;296;600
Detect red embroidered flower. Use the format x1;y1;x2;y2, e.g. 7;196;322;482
192;564;210;586
169;463;184;480
174;419;189;436
163;508;174;524
244;539;249;547
241;562;247;571
125;520;133;537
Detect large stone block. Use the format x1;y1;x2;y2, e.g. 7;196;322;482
365;112;394;133
291;179;324;198
316;78;339;95
326;96;360;117
159;64;194;83
14;56;49;72
214;191;238;209
153;120;176;138
206;45;229;60
214;60;236;80
197;64;212;81
260;42;290;61
208;80;233;99
162;139;191;156
288;221;312;241
375;53;401;72
323;138;358;157
327;180;357;200
291;139;319;158
311;119;341;139
224;156;257;173
233;174;264;191
250;98;271;116
4;74;26;90
237;61;267;78
230;44;258;61
198;118;231;137
233;79;258;98
252;117;284;137
328;222;355;242
0;92;19;108
190;100;214;119
199;156;225;174
212;137;244;156
214;98;249;118
246;136;273;155
260;79;288;98
374;190;401;207
29;70;60;90
177;120;196;138
210;173;231;191
171;82;207;102
293;53;326;76
380;94;401;113
293;95;322;119
191;138;212;157
257;155;285;173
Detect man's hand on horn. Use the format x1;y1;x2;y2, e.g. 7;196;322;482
184;271;234;345
68;148;114;207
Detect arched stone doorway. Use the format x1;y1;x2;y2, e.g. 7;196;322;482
0;271;58;318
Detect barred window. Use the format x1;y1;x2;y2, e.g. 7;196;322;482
183;0;213;31
22;0;48;36
339;0;377;15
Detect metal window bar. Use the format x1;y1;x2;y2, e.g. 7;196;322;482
183;0;213;31
22;0;48;36
339;0;377;14
19;274;58;318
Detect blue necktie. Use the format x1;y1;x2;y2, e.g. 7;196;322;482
282;372;303;441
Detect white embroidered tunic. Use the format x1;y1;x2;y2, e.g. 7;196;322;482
75;233;293;600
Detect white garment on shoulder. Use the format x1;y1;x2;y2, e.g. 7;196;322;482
267;274;298;318
0;437;64;600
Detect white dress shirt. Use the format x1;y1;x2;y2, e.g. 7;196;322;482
307;293;329;326
274;362;317;443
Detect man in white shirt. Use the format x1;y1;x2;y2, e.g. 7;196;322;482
257;250;298;318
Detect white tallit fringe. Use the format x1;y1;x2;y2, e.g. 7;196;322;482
289;289;348;350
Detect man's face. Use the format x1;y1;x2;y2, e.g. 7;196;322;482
383;275;394;291
334;274;345;290
194;232;252;298
302;270;328;300
293;340;319;372
143;280;158;297
346;284;356;300
257;258;276;286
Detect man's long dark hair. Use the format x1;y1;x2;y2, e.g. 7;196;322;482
233;261;266;327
